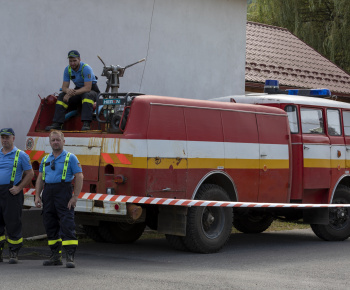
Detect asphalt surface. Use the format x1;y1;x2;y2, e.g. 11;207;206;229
1;229;350;289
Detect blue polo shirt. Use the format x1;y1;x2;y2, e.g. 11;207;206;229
39;150;82;183
63;62;97;88
0;147;32;185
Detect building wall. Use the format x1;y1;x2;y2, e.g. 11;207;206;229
0;0;247;148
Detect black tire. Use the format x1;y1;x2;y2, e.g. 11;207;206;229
182;184;233;253
165;234;188;251
98;221;146;244
233;212;274;233
82;225;105;242
311;185;350;241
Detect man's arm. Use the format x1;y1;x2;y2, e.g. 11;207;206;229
67;172;84;210
34;173;44;208
74;81;92;95
63;81;92;103
9;169;34;195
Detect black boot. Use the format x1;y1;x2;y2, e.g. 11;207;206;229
43;245;63;266
8;249;19;264
81;121;91;131
0;245;3;262
66;252;75;268
45;122;63;131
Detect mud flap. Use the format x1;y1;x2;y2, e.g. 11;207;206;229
157;205;187;236
303;208;329;224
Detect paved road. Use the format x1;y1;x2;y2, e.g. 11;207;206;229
1;229;349;289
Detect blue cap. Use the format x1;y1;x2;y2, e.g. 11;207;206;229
0;128;15;136
68;50;80;58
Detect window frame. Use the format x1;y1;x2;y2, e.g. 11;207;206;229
300;106;325;135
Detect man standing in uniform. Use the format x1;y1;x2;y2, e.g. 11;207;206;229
45;50;100;131
0;128;34;264
34;130;83;268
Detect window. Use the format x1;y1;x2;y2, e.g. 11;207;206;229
284;105;299;133
300;108;324;134
326;109;341;136
343;111;350;136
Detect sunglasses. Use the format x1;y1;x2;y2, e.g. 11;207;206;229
51;160;55;171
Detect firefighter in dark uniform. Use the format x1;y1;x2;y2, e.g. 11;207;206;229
45;50;100;131
0;128;33;264
34;130;83;268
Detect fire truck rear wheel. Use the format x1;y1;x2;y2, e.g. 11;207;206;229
98;221;146;244
82;225;105;243
311;185;350;241
182;184;233;253
165;235;188;251
233;212;274;234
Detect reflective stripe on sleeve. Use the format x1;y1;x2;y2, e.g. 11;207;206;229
56;100;68;109
61;153;71;182
7;237;23;245
62;240;78;246
42;155;49;181
48;239;62;246
0;235;6;242
10;150;21;183
82;98;94;105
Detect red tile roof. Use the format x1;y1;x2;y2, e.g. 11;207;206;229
246;21;350;96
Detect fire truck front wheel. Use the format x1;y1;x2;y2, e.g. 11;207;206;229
183;184;233;253
311;185;350;241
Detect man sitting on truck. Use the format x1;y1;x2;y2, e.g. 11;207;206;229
45;50;100;131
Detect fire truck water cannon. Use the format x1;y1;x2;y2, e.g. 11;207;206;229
264;80;331;98
96;55;146;133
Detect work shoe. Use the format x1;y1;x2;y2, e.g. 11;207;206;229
43;247;63;266
45;122;62;131
8;249;19;264
81;121;91;131
66;252;75;268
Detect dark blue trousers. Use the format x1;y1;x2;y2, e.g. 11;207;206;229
0;184;23;251
42;182;78;254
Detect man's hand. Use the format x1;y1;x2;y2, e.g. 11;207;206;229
9;185;21;195
68;195;78;210
66;88;76;96
63;94;72;102
35;196;42;208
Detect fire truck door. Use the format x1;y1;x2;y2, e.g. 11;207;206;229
256;114;290;203
326;109;345;187
146;105;188;196
47;137;102;182
300;107;331;189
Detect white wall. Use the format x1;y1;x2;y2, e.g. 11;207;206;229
0;0;247;149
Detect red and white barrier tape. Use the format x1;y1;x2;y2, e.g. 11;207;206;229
23;188;350;208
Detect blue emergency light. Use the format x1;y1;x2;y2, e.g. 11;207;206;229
264;80;279;89
264;80;331;98
287;88;331;98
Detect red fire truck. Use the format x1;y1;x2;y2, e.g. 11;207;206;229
23;67;350;253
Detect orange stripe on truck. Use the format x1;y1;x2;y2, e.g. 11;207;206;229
101;153;114;164
116;154;131;165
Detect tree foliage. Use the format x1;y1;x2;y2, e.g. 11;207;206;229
247;0;350;74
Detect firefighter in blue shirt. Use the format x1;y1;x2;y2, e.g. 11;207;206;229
0;128;34;264
35;130;83;268
45;50;100;131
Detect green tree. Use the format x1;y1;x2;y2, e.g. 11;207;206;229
247;0;350;74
